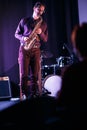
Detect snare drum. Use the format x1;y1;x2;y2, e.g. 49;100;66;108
43;74;62;97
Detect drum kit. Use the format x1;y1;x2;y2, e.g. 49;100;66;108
38;50;73;97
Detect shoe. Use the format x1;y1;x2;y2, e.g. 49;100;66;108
22;94;27;100
20;93;27;100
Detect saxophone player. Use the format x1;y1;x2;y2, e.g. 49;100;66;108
15;2;48;99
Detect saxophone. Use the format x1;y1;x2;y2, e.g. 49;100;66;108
23;17;43;50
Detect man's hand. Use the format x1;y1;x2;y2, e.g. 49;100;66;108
23;37;29;42
36;28;42;34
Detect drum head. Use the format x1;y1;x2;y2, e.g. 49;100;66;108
43;74;62;97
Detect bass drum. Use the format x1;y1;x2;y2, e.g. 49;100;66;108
43;74;62;98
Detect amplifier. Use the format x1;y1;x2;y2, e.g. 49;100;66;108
0;76;12;100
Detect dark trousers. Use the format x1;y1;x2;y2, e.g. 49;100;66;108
18;46;40;97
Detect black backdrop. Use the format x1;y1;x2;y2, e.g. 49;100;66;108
0;0;79;96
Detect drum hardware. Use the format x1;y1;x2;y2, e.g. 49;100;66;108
56;56;73;67
42;87;51;95
41;65;54;79
41;64;61;79
40;64;62;96
40;50;53;80
42;75;62;97
50;64;58;75
38;51;63;96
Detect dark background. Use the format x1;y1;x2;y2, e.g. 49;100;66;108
0;0;84;96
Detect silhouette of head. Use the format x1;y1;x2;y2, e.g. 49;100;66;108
71;22;87;60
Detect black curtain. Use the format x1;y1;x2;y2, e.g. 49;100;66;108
0;0;79;93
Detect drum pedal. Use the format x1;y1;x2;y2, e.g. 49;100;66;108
42;87;51;95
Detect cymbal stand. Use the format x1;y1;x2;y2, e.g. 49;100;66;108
53;64;56;75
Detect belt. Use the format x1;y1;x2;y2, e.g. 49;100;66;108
20;42;40;49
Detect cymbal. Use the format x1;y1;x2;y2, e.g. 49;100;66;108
41;50;53;58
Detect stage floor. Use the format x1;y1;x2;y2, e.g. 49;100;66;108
0;98;20;111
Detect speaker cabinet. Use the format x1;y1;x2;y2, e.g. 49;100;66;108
0;76;12;100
